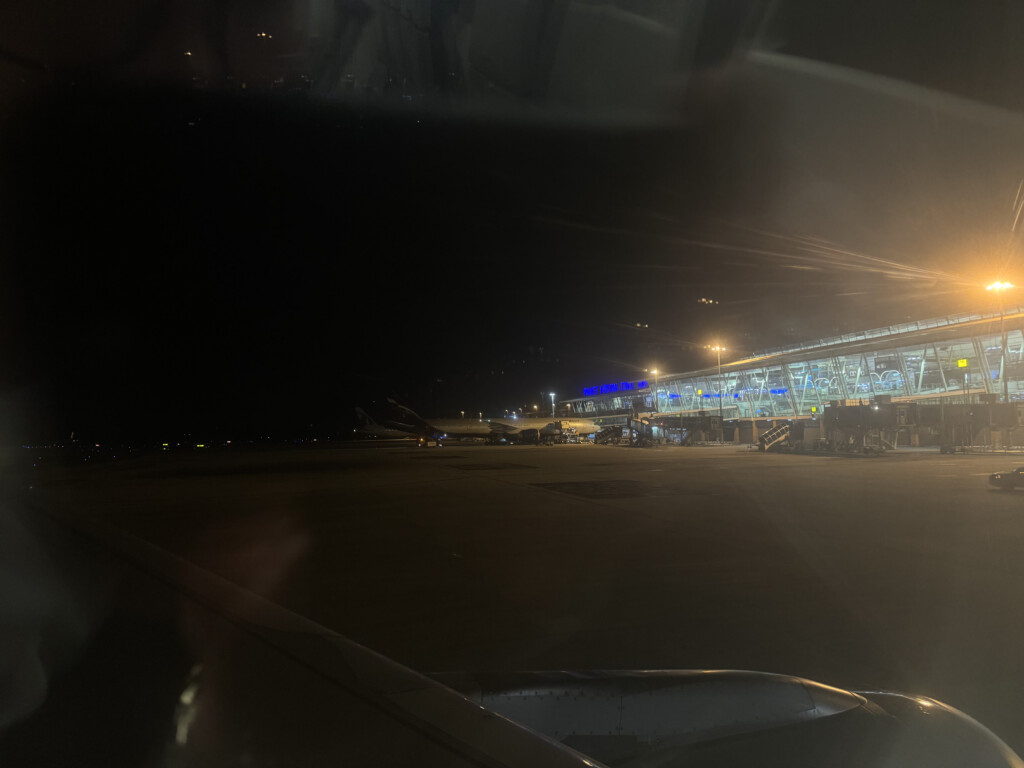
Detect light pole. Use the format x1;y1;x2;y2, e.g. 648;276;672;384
706;345;726;441
549;392;556;418
650;369;659;413
987;281;1015;402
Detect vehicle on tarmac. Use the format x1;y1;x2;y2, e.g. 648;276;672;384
989;468;1024;491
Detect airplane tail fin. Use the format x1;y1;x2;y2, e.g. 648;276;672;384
354;395;440;440
383;397;439;437
354;407;378;427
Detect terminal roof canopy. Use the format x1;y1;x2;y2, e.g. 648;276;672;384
570;307;1024;419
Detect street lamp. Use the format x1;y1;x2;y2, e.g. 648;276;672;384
987;281;1015;402
649;369;659;413
549;392;556;418
706;345;726;441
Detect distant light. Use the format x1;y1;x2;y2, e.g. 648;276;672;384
180;680;199;707
987;281;1015;292
184;51;192;56
196;444;205;448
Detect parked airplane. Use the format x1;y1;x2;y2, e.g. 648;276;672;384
355;399;600;445
425;415;601;443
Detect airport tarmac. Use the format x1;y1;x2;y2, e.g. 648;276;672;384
12;443;1024;756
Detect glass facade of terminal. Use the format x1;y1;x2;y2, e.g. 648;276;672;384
569;312;1024;419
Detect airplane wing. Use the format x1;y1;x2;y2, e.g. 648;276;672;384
3;505;603;768
4;505;1022;768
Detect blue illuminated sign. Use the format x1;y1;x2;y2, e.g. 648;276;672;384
582;379;651;397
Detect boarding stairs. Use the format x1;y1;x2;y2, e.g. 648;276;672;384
759;424;790;452
595;426;621;445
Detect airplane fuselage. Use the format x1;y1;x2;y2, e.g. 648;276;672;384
357;400;599;444
426;417;599;441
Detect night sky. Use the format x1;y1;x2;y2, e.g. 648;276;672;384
1;1;1023;443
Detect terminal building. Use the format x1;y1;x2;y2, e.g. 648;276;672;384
563;307;1024;450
